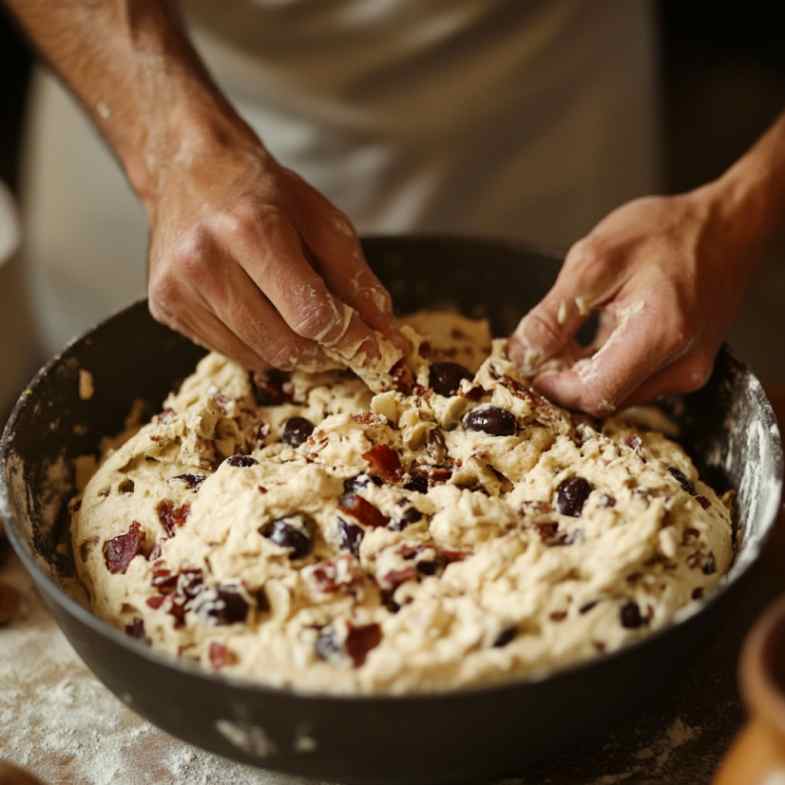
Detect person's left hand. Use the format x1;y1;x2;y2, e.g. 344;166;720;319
508;185;762;416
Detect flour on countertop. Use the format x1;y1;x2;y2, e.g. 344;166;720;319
0;558;298;785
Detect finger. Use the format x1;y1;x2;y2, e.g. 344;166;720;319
224;206;383;366
509;239;621;374
210;259;332;372
620;348;716;406
282;169;398;335
531;298;692;417
160;297;270;372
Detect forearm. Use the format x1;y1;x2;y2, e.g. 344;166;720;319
703;111;785;249
3;0;256;205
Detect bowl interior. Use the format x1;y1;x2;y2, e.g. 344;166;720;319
1;234;781;655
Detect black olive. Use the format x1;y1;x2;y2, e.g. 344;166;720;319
429;362;472;396
282;416;315;447
463;406;517;436
259;513;314;559
556;476;592;517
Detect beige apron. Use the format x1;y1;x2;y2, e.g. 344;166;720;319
13;0;660;412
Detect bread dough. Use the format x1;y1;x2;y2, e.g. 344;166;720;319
71;311;733;694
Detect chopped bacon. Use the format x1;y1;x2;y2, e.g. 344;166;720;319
426;465;453;483
307;554;364;594
362;444;402;482
381;566;418;590
124;618;146;639
338;493;389;528
103;522;148;574
208;641;239;670
440;549;469;564
156;500;191;537
389;359;414;393
345;623;382;667
151;569;178;594
534;521;571;547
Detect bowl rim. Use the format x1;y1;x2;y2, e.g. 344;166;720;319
1;233;782;704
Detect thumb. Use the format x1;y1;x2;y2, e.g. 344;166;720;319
509;282;593;376
509;236;620;375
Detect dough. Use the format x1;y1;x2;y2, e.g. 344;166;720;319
71;311;733;694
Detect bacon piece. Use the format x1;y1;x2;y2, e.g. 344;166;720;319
389;359;414;393
338;493;389;528
156;500;191;537
208;642;239;669
124;618;146;639
362;444;402;482
103;522;148;574
381;566;418;590
345;623;382;667
307;554;364;594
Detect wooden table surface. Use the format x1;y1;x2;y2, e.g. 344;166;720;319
2;397;784;785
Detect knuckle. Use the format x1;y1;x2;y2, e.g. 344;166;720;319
522;309;564;351
174;224;211;262
235;200;279;233
291;302;333;340
662;310;695;358
214;201;285;248
170;229;213;285
148;273;180;324
253;202;286;232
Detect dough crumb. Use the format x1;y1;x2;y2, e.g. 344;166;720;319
78;369;94;401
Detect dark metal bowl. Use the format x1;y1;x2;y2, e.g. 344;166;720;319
1;235;781;785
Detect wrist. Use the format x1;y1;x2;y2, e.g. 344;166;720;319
687;169;776;268
124;81;264;209
704;119;785;247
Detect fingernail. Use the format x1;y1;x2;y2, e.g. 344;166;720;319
368;284;393;316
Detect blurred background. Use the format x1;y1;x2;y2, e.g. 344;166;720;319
1;2;784;381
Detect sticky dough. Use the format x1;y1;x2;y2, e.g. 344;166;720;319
71;310;733;694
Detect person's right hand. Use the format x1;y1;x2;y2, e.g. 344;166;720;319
146;132;402;374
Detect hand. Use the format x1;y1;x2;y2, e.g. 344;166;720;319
509;185;762;416
146;132;402;373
